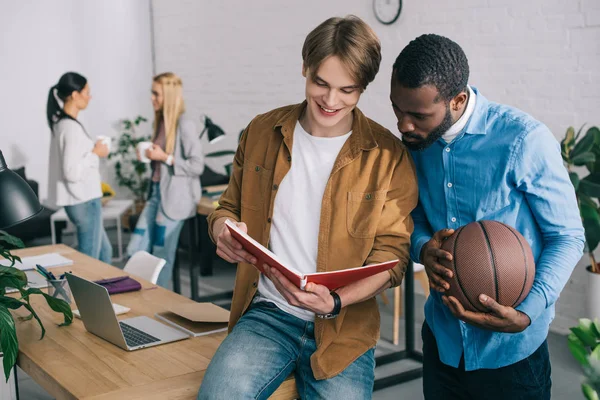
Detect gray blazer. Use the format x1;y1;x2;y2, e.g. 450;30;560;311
158;115;204;220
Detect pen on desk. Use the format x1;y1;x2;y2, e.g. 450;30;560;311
35;264;52;279
36;264;57;280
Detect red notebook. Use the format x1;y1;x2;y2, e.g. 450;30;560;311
225;220;399;291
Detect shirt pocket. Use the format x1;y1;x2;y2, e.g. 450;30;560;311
241;159;271;211
478;189;512;217
347;190;387;238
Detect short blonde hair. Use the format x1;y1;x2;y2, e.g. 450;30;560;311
302;15;381;90
152;72;185;155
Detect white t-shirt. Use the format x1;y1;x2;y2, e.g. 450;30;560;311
255;121;352;321
442;85;477;143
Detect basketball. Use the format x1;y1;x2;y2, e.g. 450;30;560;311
440;220;535;313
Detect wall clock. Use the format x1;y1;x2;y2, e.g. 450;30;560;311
373;0;402;25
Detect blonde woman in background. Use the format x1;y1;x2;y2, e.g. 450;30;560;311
127;72;204;288
47;72;113;263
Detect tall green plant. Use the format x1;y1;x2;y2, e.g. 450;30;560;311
569;318;600;399
108;116;150;203
0;231;72;381
561;125;600;273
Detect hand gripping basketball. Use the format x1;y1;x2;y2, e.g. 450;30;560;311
420;229;456;292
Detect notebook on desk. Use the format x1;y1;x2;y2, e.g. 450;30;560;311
0;253;73;271
155;303;229;337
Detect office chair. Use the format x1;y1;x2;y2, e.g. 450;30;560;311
124;251;166;285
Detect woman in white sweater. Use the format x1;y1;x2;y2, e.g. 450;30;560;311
47;72;113;263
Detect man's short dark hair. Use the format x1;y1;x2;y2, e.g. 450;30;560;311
392;34;469;102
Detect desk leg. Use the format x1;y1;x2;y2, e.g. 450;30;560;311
189;216;199;301
51;220;56;245
198;216;214;277
116;216;123;262
373;260;423;391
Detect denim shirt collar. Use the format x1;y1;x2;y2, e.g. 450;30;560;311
463;86;488;136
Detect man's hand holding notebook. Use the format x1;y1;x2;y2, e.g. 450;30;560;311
224;219;398;291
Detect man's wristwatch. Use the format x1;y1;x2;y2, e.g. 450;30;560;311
316;291;342;319
165;154;174;166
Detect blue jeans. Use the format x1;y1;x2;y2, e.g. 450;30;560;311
198;301;376;400
126;183;184;288
422;322;551;400
64;197;112;264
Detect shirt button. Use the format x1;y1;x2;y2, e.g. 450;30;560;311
447;183;453;188
287;156;291;162
267;218;272;223
445;147;451;152
451;217;457;222
252;281;257;287
273;184;278;190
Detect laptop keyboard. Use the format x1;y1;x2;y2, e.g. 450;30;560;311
120;322;160;347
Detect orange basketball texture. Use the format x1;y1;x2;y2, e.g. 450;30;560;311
440;220;535;313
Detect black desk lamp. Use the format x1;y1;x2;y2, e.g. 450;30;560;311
200;116;226;144
0;150;43;229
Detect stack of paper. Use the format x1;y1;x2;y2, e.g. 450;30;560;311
0;253;73;271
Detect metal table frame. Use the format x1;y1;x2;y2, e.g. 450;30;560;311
374;260;424;391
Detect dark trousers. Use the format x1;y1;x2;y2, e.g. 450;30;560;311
422;322;551;400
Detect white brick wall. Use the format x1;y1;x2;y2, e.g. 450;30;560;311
151;0;600;334
1;1;154;201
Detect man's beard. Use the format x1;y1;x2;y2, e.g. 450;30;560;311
402;105;454;151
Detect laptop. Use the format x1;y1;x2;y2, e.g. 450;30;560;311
66;273;189;351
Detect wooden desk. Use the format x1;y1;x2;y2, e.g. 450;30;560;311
12;244;297;399
197;184;228;216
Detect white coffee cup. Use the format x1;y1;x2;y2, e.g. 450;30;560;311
96;136;112;152
136;141;153;163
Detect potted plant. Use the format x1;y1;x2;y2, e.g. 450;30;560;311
108;116;150;205
561;125;600;319
568;318;600;399
0;231;72;381
108;116;150;228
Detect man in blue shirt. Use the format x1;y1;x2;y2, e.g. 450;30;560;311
390;34;585;399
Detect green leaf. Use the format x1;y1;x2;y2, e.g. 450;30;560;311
570;172;581;191
0;306;18;382
593;319;600;337
562;126;576;158
589;126;600;145
0;269;28;291
0;232;24;249
572;319;599;346
573;152;597;166
568;332;589;366
583;383;600;400
24;288;73;326
581;201;600;221
580;174;600;198
580;202;600;253
0;297;25;310
592;342;600;360
573;128;597;160
205;150;236;158
576;124;587;140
